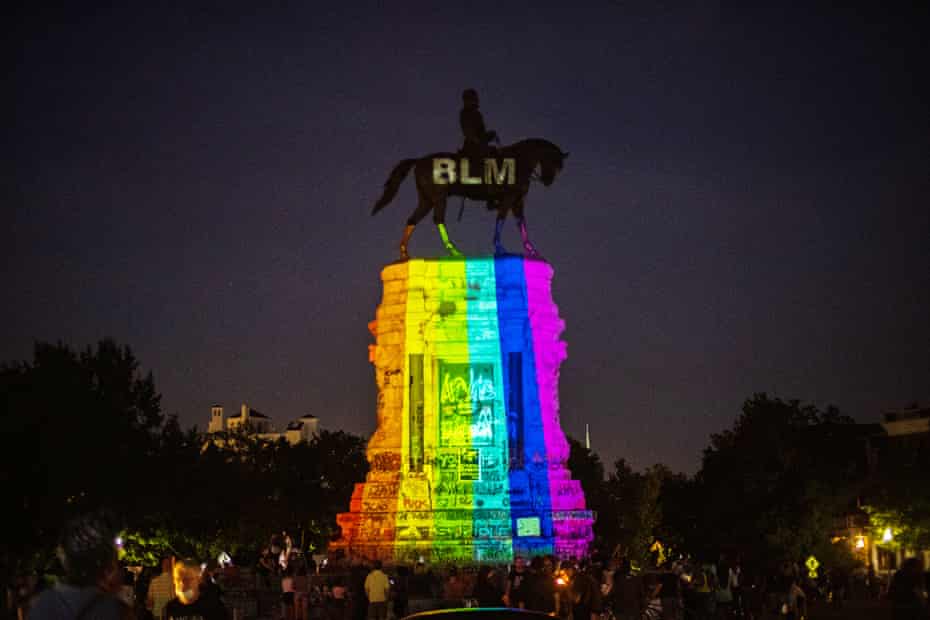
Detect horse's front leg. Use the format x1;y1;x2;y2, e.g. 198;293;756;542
434;198;463;258
437;224;463;257
517;216;541;258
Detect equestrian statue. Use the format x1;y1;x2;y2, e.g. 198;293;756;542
371;89;569;260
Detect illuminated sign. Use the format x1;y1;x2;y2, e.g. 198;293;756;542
805;555;820;578
432;158;516;185
516;517;541;537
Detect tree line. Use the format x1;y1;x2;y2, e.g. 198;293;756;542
2;339;926;582
1;339;368;582
569;394;930;572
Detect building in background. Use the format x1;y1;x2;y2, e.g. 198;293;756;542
835;404;930;575
879;405;930;437
207;403;320;446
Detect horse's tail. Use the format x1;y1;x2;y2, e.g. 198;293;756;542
371;158;418;215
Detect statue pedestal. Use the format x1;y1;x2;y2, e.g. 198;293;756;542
332;256;593;563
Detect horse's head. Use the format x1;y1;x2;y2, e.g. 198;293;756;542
538;145;569;187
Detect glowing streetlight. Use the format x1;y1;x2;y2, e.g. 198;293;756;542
882;527;893;543
855;536;866;549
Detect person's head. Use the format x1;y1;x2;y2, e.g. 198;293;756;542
462;88;479;108
530;556;544;572
56;512;120;588
514;556;526;572
372;560;383;571
173;558;203;605
161;557;173;575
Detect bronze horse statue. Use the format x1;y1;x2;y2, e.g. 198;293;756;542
371;138;568;260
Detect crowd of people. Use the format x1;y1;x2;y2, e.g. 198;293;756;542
336;554;602;620
11;513;930;620
323;551;930;620
22;511;229;620
598;553;930;620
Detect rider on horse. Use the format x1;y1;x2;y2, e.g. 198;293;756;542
459;88;501;212
370;89;568;260
459;88;498;162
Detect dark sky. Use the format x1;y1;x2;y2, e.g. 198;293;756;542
7;3;929;473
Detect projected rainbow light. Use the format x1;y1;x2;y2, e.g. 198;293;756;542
333;255;593;563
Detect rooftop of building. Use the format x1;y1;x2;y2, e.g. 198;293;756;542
227;408;269;419
882;405;930;423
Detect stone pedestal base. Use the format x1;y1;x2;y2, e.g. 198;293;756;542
331;256;593;563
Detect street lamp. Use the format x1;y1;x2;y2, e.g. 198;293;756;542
855;536;866;549
882;527;893;543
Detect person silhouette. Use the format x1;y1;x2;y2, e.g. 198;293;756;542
459;89;498;162
28;511;131;619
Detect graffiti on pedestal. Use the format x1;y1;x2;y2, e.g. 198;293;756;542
439;362;496;447
460;448;480;480
371;452;402;472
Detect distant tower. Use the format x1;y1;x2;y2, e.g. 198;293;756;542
585;423;590;450
300;414;320;439
208;404;225;434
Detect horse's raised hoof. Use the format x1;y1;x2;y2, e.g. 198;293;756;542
494;245;508;257
445;247;464;258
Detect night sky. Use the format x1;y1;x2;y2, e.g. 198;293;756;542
8;3;929;473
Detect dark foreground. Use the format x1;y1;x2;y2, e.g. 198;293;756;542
808;598;893;619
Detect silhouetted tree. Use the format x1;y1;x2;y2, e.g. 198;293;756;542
1;339;371;575
693;393;863;567
1;340;163;575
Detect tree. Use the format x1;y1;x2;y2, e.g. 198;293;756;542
693;393;864;568
304;430;369;550
567;435;611;546
1;340;164;575
651;465;694;561
862;421;930;551
2;339;372;575
567;435;605;494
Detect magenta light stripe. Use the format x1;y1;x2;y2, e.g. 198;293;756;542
524;260;571;507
